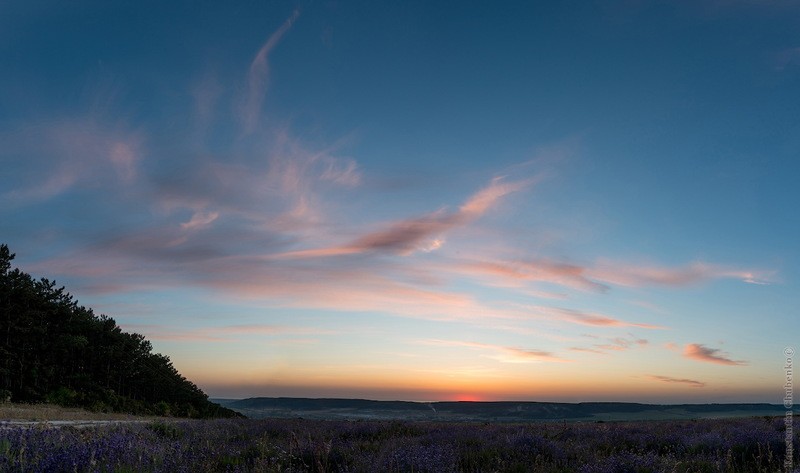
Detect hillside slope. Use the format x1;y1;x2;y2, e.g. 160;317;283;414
0;244;239;418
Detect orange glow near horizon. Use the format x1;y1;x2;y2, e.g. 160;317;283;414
452;393;484;402
185;360;779;403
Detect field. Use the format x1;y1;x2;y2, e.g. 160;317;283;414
1;415;797;472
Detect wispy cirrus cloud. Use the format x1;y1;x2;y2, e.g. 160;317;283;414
148;131;361;247
594;336;649;351
240;10;300;135
181;210;220;230
420;339;571;363
569;347;608;355
274;176;534;258
647;375;706;388
450;258;608;293
2;118;144;203
570;335;648;355
683;343;747;366
532;306;664;329
431;254;771;306
587;260;772;287
4;6;773;375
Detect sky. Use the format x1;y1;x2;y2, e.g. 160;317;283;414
2;1;799;403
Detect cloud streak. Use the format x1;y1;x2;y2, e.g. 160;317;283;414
647;375;706;388
534;307;664;329
451;259;609;293
2;119;144;203
275;177;533;258
683;343;747;366
421;339;571;363
587;261;772;287
594;336;649;351
570;335;648;355
240;10;300;135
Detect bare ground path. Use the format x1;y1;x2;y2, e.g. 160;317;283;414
0;403;163;428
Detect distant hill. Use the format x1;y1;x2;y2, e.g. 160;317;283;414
219;397;796;422
0;244;239;419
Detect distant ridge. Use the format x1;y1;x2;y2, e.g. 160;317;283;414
219;397;796;422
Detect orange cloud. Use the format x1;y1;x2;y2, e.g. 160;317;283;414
683;343;747;366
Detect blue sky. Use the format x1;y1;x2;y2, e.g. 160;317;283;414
2;1;798;402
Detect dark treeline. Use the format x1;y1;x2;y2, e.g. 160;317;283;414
0;244;239;418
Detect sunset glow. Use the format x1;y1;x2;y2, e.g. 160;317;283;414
1;1;798;403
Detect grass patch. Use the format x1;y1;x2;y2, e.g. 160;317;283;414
0;402;157;421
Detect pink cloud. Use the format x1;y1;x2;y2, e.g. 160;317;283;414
348;212;454;255
683;343;747;366
458;176;533;217
275;176;533;258
150;130;360;239
29;228;532;325
436;256;771;302
452;259;608;293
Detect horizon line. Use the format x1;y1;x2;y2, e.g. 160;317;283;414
210;395;794;407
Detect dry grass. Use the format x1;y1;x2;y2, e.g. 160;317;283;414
0;403;152;421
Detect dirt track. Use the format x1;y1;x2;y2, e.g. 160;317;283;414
0;403;160;428
0;419;149;429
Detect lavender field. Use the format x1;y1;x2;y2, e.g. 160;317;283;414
1;416;797;472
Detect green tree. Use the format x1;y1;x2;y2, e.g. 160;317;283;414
0;244;240;418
